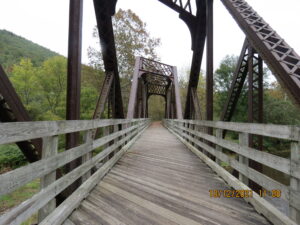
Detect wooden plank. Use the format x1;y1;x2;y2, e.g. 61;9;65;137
101;175;268;225
0;123;140;196
0;124;145;225
289;141;300;223
81;130;93;183
0;118;147;145
167;125;297;225
173;126;289;200
38;136;58;223
239;132;249;185
62;219;76;225
39;123;149;225
63;122;269;225
99;182;204;225
172;119;300;141
175;123;291;176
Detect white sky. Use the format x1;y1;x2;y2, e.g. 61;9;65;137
0;0;300;79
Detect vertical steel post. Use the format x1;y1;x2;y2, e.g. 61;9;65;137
65;0;83;194
172;66;183;119
206;0;213;123
127;57;141;119
248;46;263;192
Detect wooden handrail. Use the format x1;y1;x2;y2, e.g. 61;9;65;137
164;119;300;225
0;118;150;225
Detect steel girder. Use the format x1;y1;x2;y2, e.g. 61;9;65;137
184;0;207;119
220;40;263;190
93;0;124;119
220;39;249;123
157;0;206;120
64;0;84;197
220;0;300;109
157;0;196;16
247;46;263;192
0;65;42;162
127;57;183;119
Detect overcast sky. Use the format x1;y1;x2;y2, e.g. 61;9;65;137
0;0;299;78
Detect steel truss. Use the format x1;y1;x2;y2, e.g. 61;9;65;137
0;65;42;162
127;57;183;119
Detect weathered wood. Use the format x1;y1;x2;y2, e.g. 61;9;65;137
0;122;146;225
171;124;289;201
63;122;269;225
0;119;145;145
62;219;76;225
81;130;93;183
175;123;291;176
290;142;300;223
0;123;140;196
167;124;297;225
215;128;223;165
38;136;58;223
40;123;149;225
239;132;249;185
173;119;300;141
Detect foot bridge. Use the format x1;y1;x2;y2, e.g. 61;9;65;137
1;0;300;225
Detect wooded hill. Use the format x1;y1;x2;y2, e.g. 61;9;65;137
0;29;58;72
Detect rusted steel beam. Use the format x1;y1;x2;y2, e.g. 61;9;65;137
206;0;213;123
0;65;41;162
184;0;206;119
66;0;83;149
248;46;263;193
172;66;183;119
191;88;202;119
221;0;300;109
65;0;83;196
127;57;141;119
157;0;195;16
220;39;249;123
93;0;124;119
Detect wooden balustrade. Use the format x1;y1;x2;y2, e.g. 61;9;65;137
164;119;300;225
0;118;150;225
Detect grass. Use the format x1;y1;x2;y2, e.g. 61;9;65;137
0;179;40;216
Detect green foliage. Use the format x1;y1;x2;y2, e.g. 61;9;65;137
0;30;58;72
0;145;27;169
0;179;39;216
88;9;161;113
88;9;161;78
148;95;165;120
38;56;67;119
214;55;248;122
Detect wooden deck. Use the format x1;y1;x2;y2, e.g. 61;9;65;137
66;122;270;225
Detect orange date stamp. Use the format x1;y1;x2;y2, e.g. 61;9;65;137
209;189;281;198
209;189;253;198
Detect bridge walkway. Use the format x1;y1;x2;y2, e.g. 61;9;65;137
65;122;270;225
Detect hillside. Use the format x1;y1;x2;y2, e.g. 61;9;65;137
0;29;59;71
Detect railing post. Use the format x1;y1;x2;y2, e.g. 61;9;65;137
290;141;300;223
103;126;110;163
113;124;119;154
238;132;249;185
216;129;223;165
82;130;93;182
38;136;58;223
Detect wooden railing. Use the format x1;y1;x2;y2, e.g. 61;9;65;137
0;118;150;225
164;119;300;225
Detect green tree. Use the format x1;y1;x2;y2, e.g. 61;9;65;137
37;56;67;119
10;58;41;118
88;9;161;113
88;9;161;78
